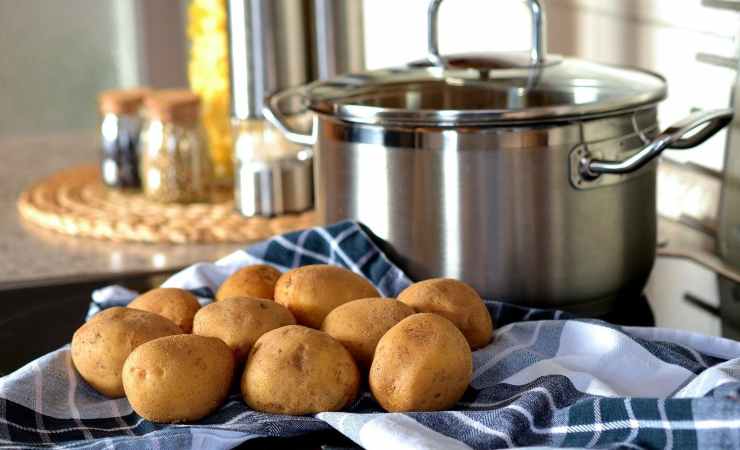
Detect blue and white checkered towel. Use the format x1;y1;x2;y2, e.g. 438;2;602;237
3;221;740;449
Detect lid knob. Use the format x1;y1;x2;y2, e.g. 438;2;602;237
426;0;547;67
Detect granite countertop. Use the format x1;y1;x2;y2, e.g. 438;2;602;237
0;132;245;290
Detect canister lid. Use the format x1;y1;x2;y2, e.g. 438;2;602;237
98;88;150;115
145;90;202;125
302;54;667;127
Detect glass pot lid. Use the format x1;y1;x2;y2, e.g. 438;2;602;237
299;0;667;127
303;57;667;126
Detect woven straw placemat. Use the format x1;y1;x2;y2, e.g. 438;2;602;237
17;165;315;244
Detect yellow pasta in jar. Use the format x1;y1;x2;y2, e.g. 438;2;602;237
188;0;233;185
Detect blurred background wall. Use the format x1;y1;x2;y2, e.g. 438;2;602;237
0;0;188;136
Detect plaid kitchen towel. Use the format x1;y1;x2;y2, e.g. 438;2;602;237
3;221;740;450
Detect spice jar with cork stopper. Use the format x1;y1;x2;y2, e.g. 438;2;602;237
98;88;150;189
139;90;212;203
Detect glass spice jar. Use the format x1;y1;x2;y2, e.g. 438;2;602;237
98;88;150;188
139;90;212;203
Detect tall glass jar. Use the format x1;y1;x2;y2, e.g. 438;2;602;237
188;0;233;186
98;88;150;189
139;90;212;203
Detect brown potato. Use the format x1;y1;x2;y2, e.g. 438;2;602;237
321;298;414;370
122;334;234;423
397;278;493;349
241;325;359;415
128;288;201;333
274;265;379;328
192;296;296;362
70;307;182;398
369;313;472;412
216;264;281;301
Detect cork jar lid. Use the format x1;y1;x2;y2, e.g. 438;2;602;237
145;90;201;126
98;88;150;115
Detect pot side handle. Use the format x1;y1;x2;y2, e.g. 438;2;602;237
263;86;316;147
581;108;734;179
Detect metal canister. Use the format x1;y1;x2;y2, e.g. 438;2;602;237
227;0;312;216
226;0;311;122
227;0;364;217
232;119;313;216
309;0;365;79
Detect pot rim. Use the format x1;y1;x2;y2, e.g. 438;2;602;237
299;57;668;127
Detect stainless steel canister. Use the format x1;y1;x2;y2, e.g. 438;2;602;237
227;0;364;217
227;0;312;216
227;0;311;121
309;0;365;79
265;0;733;313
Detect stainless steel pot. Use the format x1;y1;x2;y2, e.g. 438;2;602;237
264;0;733;313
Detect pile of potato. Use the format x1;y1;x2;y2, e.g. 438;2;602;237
70;264;494;423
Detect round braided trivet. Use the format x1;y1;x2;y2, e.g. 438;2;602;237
17;165;315;244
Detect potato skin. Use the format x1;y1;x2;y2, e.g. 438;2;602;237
274;265;380;329
398;278;493;349
122;334;234;423
216;264;281;301
321;298;414;370
369;313;472;412
241;325;360;415
128;288;201;333
192;296;296;362
71;307;182;398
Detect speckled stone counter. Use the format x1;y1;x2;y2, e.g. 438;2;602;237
0;132;245;290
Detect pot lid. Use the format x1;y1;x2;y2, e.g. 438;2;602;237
298;0;666;127
303;53;667;127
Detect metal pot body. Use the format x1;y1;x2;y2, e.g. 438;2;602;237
314;109;661;313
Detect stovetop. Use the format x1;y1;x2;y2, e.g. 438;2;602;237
640;256;740;339
597;294;656;328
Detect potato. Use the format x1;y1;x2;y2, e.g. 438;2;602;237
397;278;493;349
128;288;201;333
274;265;379;328
369;313;472;412
122;334;234;423
321;298;414;370
70;307;182;398
216;264;281;301
241;325;359;415
192;296;296;362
